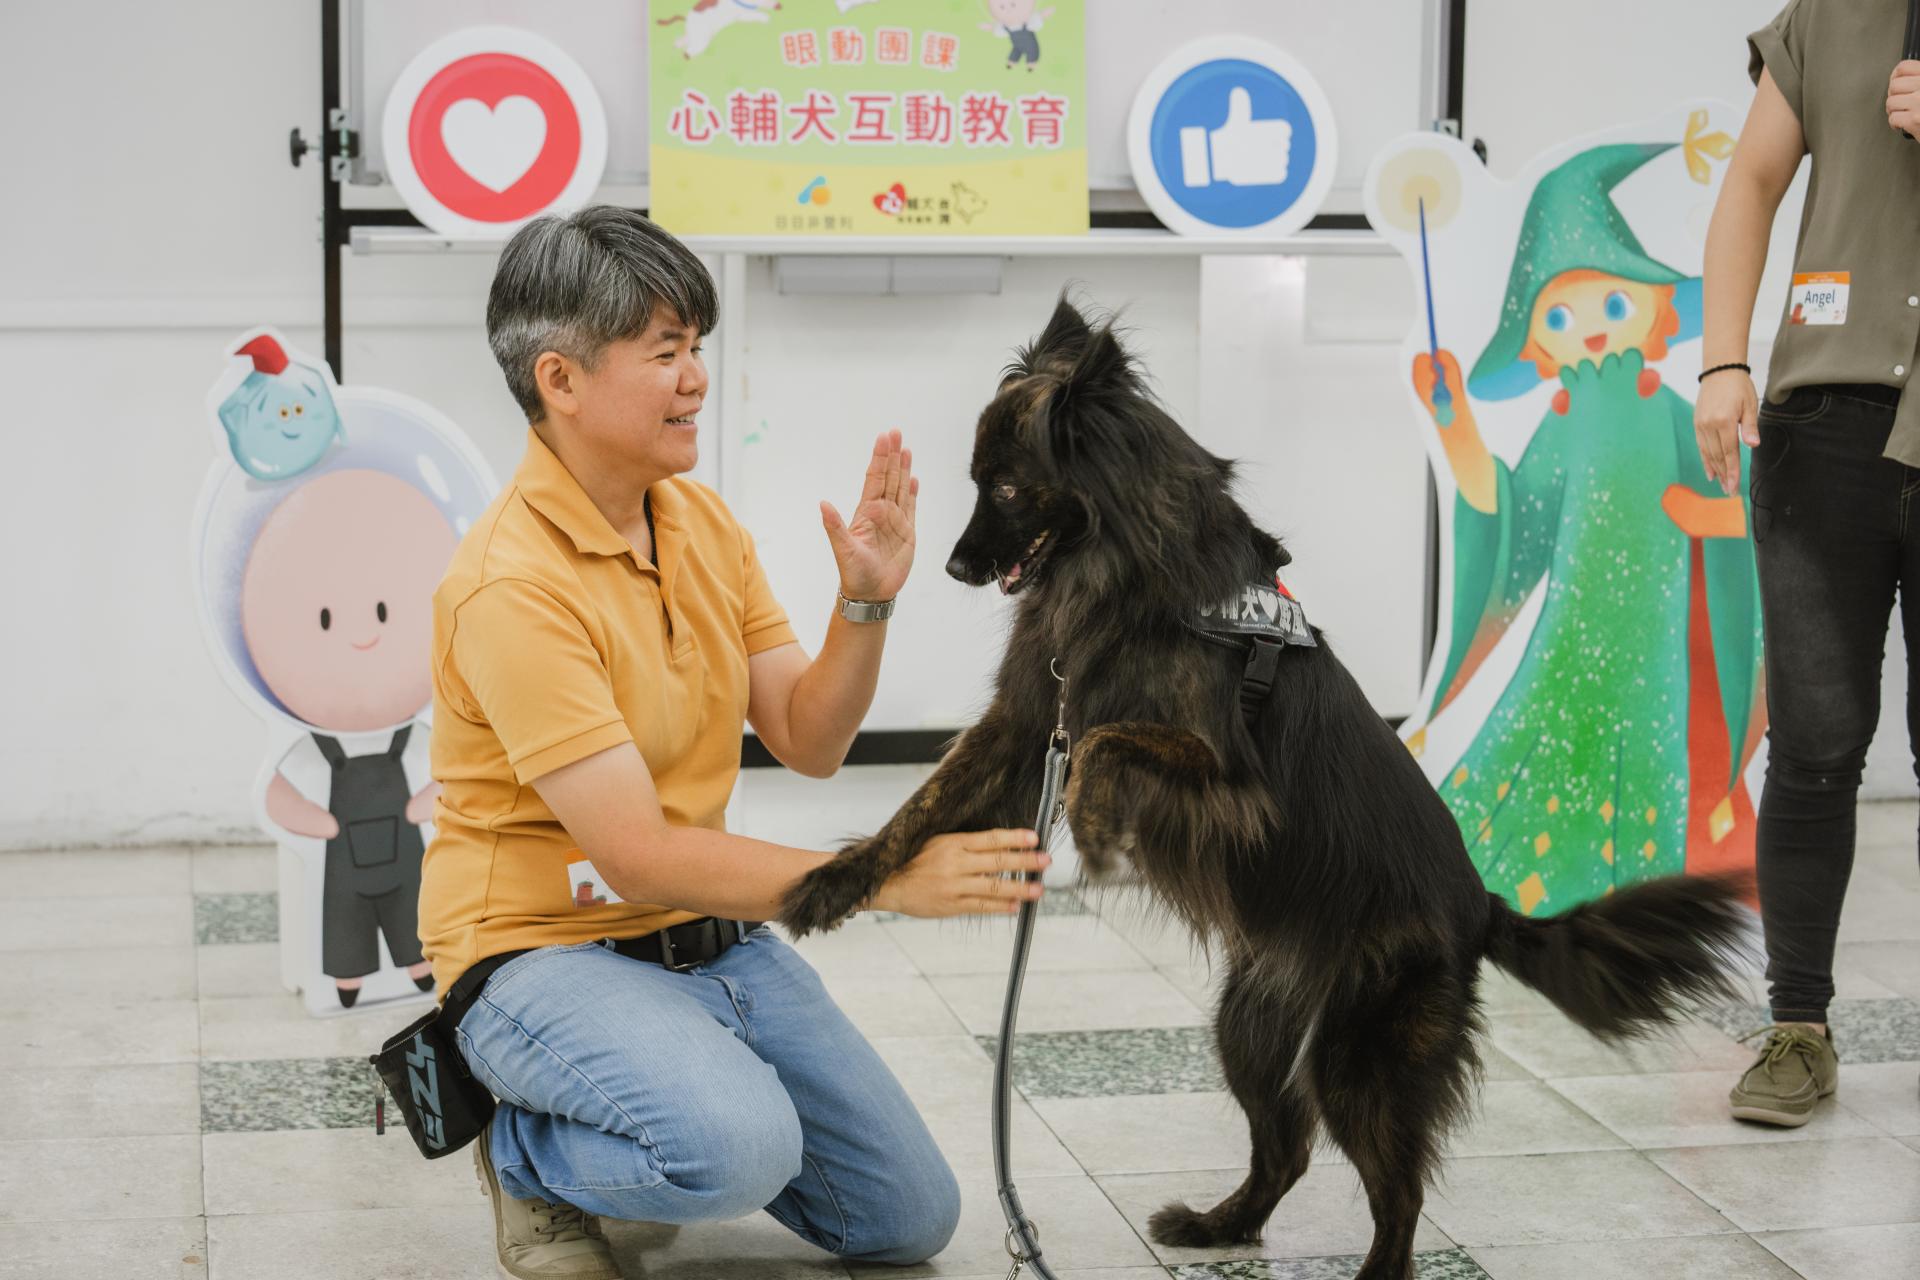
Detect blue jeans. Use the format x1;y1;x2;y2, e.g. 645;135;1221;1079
455;930;961;1264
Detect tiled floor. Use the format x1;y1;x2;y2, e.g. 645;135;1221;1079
2;796;1917;1280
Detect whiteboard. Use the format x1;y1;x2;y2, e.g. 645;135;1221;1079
348;0;1439;215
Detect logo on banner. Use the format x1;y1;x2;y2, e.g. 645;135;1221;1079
1128;37;1337;238
383;26;608;237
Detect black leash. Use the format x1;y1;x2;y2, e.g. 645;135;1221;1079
991;660;1070;1280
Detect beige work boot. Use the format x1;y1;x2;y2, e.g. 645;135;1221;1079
474;1125;624;1280
1729;1024;1839;1127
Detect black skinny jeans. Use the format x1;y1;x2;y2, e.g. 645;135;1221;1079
1751;383;1920;1024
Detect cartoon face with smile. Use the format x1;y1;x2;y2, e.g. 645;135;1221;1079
1521;269;1678;375
240;469;457;732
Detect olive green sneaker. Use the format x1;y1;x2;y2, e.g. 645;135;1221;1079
1728;1024;1839;1127
474;1126;624;1280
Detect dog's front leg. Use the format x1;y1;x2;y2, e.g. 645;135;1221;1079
1065;722;1275;884
776;712;1032;936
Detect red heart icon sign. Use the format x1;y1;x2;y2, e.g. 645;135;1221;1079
409;52;582;223
872;182;906;216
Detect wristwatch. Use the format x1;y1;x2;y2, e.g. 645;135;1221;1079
837;592;896;623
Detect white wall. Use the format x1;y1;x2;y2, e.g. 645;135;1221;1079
2;1;1911;850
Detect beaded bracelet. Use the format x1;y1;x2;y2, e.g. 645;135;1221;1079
1698;362;1752;383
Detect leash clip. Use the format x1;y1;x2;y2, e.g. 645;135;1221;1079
1048;658;1069;739
1004;1221;1040;1279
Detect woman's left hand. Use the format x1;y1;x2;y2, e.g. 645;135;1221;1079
823;429;918;602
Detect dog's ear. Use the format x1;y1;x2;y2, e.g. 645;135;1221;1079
1253;529;1291;568
1042;322;1141;467
1067;324;1133;398
1026;297;1094;364
1052;324;1133;421
1036;297;1098;358
1008;298;1093;384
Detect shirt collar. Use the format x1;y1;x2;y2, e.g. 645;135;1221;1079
514;428;634;558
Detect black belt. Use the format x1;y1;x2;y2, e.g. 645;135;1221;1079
443;918;761;1036
610;916;761;972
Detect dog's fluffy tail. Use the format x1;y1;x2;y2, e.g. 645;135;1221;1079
1481;874;1750;1042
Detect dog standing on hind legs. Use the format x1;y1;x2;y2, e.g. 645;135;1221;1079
776;297;1750;1280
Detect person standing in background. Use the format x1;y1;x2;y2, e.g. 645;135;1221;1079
1695;0;1920;1127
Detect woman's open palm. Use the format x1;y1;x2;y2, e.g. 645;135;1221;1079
823;429;918;602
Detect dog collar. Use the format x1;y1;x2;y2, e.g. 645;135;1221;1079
1194;574;1317;649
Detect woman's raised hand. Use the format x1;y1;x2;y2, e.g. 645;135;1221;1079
822;429;919;602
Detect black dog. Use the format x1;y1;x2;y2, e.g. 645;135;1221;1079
778;298;1747;1280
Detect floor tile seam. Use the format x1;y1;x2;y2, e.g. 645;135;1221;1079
1082;1162;1177;1265
1636;1134;1920;1159
1718;1208;1920;1234
1425;1144;1741;1233
1459;1234;1806;1279
195;926;210;1228
1741;1230;1822;1280
1531;1073;1708;1148
877;931;1163;979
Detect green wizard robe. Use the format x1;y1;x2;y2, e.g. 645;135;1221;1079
1429;349;1763;914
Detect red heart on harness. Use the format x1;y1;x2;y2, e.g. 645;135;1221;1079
873;183;906;216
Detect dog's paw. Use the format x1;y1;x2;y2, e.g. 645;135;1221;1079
775;853;882;938
1147;1201;1259;1248
1064;749;1133;879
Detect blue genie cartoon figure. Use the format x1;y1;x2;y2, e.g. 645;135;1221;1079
214;333;345;480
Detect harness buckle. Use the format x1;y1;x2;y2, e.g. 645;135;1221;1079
1240;638;1283;724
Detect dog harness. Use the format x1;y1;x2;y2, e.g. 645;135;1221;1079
1187;574;1317;726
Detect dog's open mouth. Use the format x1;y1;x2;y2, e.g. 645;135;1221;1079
997;531;1051;595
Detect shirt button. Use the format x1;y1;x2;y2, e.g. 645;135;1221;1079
1899;365;1909;378
1909;296;1918;306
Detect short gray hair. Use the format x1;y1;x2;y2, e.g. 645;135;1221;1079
486;206;718;422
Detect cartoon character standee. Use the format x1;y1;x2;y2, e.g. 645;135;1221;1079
1373;116;1762;919
194;329;498;1014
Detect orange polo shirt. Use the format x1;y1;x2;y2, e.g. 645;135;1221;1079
419;429;796;995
